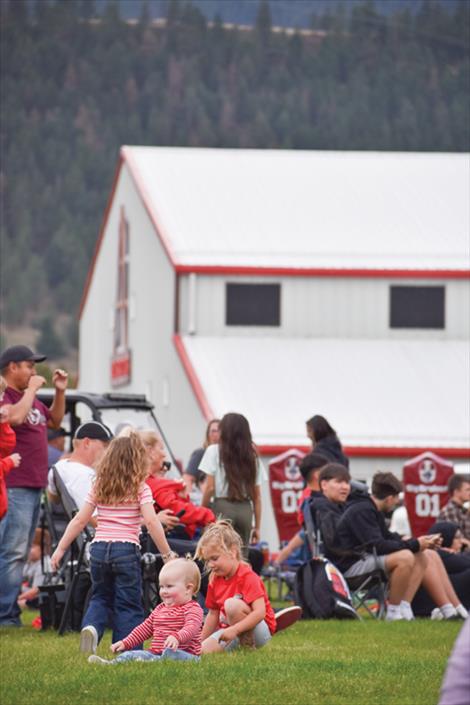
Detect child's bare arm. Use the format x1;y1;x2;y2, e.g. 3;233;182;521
141;503;173;557
18;586;39;605
50;502;94;571
201;609;220;640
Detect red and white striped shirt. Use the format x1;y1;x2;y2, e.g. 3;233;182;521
85;483;153;546
123;600;203;655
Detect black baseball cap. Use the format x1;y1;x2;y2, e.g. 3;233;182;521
74;421;114;442
0;345;47;369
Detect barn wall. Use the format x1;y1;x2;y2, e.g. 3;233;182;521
179;274;469;340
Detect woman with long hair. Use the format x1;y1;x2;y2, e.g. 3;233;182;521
199;413;264;551
305;414;349;468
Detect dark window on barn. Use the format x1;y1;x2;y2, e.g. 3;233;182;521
390;286;445;329
226;283;281;326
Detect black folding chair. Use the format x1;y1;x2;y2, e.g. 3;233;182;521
51;466;94;634
140;528;208;614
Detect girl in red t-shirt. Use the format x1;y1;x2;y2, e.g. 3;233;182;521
196;520;277;653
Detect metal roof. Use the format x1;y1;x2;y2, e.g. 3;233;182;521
123;146;470;272
177;335;470;453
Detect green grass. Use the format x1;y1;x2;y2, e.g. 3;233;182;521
0;611;460;705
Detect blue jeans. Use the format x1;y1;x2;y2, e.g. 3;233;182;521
0;488;42;626
113;649;200;664
82;542;144;646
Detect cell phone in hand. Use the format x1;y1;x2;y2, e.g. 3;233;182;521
176;509;186;518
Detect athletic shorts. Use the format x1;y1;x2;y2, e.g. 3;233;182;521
344;553;388;578
210;620;272;651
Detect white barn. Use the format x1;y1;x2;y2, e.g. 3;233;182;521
79;146;470;544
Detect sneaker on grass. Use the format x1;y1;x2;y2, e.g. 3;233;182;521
275;606;302;633
431;608;444;621
88;655;112;665
80;625;98;654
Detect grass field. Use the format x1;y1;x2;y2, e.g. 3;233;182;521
0;611;460;705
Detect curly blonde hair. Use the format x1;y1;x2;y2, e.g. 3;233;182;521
195;520;243;564
93;432;149;504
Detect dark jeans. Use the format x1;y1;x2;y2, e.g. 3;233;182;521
82;542;144;646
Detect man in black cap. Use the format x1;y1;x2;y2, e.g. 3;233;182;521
0;344;68;626
47;422;113;525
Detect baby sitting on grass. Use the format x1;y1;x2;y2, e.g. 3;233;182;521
89;558;203;664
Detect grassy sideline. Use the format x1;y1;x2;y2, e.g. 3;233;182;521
0;611;460;705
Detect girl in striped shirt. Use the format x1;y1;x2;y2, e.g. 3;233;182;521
88;558;203;664
51;433;177;654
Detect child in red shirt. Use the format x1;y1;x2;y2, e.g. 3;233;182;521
0;376;21;520
196;520;277;653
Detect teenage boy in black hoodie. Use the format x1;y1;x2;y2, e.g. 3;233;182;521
309;463;352;558
334;472;468;621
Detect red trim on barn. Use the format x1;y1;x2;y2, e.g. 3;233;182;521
175;265;470;279
122;146;177;267
79;150;470;321
79;157;124;319
257;444;470;459
172;334;214;420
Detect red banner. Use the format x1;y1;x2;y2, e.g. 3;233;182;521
269;449;306;544
403;451;454;537
111;351;132;387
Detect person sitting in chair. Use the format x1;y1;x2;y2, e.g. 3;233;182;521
47;422;113;528
275;454;332;567
334;472;468;621
140;430;215;540
49;423;180;535
437;474;470;548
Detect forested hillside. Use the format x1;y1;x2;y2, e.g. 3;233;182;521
95;0;464;26
1;0;469;358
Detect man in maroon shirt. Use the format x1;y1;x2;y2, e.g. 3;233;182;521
0;345;68;626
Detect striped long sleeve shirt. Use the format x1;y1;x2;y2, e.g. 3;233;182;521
122;600;203;656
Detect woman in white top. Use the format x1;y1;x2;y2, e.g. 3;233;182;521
199;413;263;553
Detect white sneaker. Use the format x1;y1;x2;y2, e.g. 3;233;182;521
385;611;404;621
275;606;302;633
88;655;112;665
400;602;415;621
431;608;443;621
80;625;98;654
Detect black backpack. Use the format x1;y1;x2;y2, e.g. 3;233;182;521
294;557;359;620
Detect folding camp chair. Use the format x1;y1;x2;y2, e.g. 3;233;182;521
140;529;207;614
51;466;94;634
303;499;387;619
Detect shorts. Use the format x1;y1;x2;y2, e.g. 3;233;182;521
210;619;272;652
344;553;388;578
